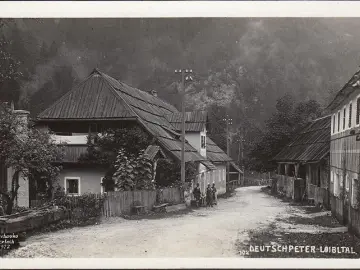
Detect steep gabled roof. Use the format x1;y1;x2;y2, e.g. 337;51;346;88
206;137;232;162
273;115;331;162
327;68;360;111
37;69;205;163
166;111;207;132
143;145;165;161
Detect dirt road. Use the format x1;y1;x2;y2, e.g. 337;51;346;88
7;186;289;258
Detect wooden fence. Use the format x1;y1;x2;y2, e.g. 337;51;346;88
349;206;360;237
29;187;183;217
103;189;157;217
103;187;182;217
330;194;344;223
159;187;182;205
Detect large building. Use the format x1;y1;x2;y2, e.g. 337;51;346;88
326;68;360;231
33;68;241;201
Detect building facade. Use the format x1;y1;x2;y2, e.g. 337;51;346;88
327;69;360;231
273;115;331;205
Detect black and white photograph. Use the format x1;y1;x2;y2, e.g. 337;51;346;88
0;2;360;266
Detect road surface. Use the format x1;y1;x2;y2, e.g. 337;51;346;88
7;186;289;258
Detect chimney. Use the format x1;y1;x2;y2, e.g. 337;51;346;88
13;109;30;139
150;90;158;97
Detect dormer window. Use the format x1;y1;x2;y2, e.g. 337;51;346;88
201;135;206;149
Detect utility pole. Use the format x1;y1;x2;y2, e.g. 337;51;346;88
175;68;193;184
223;114;232;183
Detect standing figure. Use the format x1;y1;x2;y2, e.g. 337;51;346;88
193;183;201;207
206;184;213;207
212;183;217;205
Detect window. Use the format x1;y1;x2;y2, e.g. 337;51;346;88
352;179;358;207
201;135;206;149
333;114;336;134
331;170;334;183
346;173;350;192
357;97;360;125
317;166;321;187
65;177;80;196
334;173;340;197
343;107;346;130
340;173;344;187
349;102;353;128
338;111;341;132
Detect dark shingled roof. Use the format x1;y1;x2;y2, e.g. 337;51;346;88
37;69;205;163
206;137;232;162
166;111;207;132
200;160;217;171
273;115;331;162
230;161;243;174
327;68;360;111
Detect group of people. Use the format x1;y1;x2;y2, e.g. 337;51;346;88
192;183;217;207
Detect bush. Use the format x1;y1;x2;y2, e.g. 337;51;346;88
51;193;106;225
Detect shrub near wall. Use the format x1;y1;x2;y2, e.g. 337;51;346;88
52;193;105;226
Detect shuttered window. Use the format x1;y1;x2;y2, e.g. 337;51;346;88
343;107;346;130
338;111;341;132
333;115;336;134
349;102;352;128
357;98;360;125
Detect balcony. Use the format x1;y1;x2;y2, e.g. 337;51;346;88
51;135;88;145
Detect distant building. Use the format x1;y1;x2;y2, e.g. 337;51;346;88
273;115;331;205
168;111;243;195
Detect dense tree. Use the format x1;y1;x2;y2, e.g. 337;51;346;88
0;105;64;214
247;95;323;172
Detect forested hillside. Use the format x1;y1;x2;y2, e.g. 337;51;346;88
1;18;360;166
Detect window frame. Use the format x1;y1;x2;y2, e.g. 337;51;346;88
349;102;353;128
201;135;206;149
356;95;360;126
334;172;339;197
64;176;81;196
351;178;358;207
343;106;347;130
100;177;106;194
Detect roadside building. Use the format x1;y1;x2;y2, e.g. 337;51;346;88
33;68;234;201
326;68;360;236
273;115;331;206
